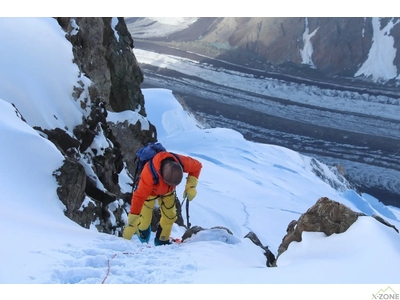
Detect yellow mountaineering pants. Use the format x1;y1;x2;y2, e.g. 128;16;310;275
137;191;178;242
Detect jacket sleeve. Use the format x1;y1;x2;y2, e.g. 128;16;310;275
176;154;202;179
130;165;154;214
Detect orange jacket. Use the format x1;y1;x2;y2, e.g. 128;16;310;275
130;152;202;214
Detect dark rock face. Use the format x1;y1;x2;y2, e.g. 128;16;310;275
306;18;373;76
37;17;158;235
39;99;125;232
108;119;157;179
56;17;146;115
244;231;276;267
53;157;103;229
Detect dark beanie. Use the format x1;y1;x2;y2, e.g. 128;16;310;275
162;161;183;186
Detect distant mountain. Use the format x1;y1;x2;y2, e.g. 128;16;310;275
126;17;400;86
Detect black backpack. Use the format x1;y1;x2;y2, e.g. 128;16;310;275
132;142;183;191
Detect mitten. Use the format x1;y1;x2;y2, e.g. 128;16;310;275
183;175;198;201
122;214;140;240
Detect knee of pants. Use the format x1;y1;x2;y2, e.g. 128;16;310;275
159;194;177;224
138;198;156;231
160;212;178;225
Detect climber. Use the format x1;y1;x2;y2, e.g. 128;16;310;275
122;151;202;246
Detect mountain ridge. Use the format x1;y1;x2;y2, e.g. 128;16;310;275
126;17;400;86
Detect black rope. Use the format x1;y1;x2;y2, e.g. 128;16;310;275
159;192;178;221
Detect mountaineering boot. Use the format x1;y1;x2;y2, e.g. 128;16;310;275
154;224;172;246
154;237;172;246
137;225;151;243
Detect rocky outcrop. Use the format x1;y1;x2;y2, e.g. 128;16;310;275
181;225;233;242
56;17;146;115
309;158;356;193
38;98;126;232
53;157;102;229
276;197;361;260
244;231;276;267
273;197;399;266
108;119;157;179
35;18;158;235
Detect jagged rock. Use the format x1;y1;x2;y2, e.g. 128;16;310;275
108;119;157;180
85;176;116;206
34;127;80;157
104;200;127;236
54;158;86;210
181;225;206;241
244;231;276;267
53;157;101;229
181;225;233;242
11;103;27;122
310;158;356;192
47;17;152;236
274;196;399;267
274;197;361;266
56;17;146;115
298;197;363;235
372;214;399;233
43;42;151;234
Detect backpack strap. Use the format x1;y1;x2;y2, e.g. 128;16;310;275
149;158;160;185
170;152;184;170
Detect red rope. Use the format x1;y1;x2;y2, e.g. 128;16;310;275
102;253;117;284
101;247;151;284
101;242;183;283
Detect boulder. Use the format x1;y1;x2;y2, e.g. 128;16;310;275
274;196;399;266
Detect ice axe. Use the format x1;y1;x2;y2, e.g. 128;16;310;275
182;195;191;229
